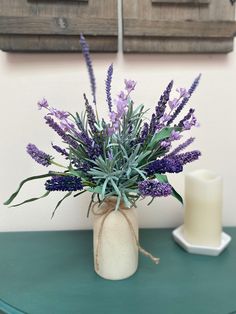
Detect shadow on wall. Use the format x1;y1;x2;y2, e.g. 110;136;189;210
0;50;233;73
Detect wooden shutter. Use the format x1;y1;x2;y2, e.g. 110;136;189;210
123;0;236;53
0;0;118;52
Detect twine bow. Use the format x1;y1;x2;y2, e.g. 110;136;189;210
92;200;160;272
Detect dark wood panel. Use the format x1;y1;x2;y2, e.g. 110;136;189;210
123;37;233;53
0;0;118;52
27;0;88;2
0;35;117;52
124;20;236;38
123;0;236;53
0;16;117;36
152;0;210;4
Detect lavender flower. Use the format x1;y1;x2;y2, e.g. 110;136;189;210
149;80;173;134
52;144;69;157
106;64;113;112
168;98;179;111
178;108;195;128
176;88;190;98
156;80;173;120
146;158;183;175
27;144;52;167
160;141;171;150
83;94;97;133
138;180;172;197
176;150;201;165
45;176;83;191
59;120;76;133
138;122;149;143
49;108;69;120
45;116;79;149
80;34;96;105
167;74;201;126
78;132;101;160
167;137;195;157
183;113;199;130
146;149;201;175
170;130;182;141
38;98;49;110
124;79;136;93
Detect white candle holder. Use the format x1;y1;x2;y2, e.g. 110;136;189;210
172;225;231;256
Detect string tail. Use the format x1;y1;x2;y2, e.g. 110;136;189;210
138;246;160;265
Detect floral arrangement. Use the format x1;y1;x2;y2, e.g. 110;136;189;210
4;35;201;217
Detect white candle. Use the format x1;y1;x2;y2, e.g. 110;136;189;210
184;169;222;247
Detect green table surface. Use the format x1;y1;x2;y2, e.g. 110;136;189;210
0;228;235;314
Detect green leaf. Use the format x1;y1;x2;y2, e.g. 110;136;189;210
155;173;168;183
115;196;121;211
110;178;121;197
10;191;50;208
148;127;179;149
172;188;183;205
87;186;103;194
4;173;54;206
122;192;131;208
73;190;87;198
133;167;147;180
101;177;110;199
51;192;72;219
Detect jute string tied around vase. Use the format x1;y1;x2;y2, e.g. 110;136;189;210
92;200;160;272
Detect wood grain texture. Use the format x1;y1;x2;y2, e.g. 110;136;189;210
0;0;118;52
124;20;236;38
0;35;117;52
0;16;117;36
152;0;210;4
123;0;236;53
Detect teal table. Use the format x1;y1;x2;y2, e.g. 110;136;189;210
0;228;235;314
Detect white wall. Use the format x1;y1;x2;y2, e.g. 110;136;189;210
1;39;236;231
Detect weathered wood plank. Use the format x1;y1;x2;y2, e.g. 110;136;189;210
0;0;118;52
0;35;117;52
123;0;236;53
152;0;209;4
27;0;88;2
123;37;233;53
124;20;236;38
0;16;117;36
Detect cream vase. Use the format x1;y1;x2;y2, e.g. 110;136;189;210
92;199;139;280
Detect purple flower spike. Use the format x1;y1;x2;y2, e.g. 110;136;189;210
138;180;172;198
52;144;69;157
167;137;195;157
38;98;49;110
146;158;183;175
80;34;96;105
167;74;201;126
45;176;83;191
45;116;79;149
156;80;174;119
83;94;97;134
27;143;51;167
177;150;201;165
178;108;195;128
138;122;149;143
106;64;113;112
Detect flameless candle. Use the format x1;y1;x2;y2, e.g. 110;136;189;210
184;169;222;247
